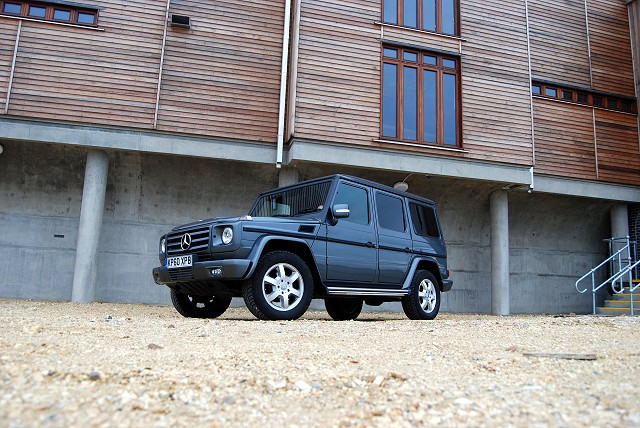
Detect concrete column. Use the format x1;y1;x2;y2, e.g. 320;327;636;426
490;190;510;315
611;203;629;239
278;166;300;187
72;150;109;303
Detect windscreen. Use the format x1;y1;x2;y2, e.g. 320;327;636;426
249;181;331;218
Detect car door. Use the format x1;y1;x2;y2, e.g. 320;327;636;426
326;181;377;283
374;191;413;285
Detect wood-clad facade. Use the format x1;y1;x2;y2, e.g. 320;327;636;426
0;0;638;185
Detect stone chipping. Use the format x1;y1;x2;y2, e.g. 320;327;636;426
1;299;639;427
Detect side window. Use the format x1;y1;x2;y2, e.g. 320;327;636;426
333;182;369;225
376;192;406;232
409;202;440;237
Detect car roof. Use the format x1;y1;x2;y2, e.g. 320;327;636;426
261;174;437;206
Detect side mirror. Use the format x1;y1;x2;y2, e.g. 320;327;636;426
331;204;351;226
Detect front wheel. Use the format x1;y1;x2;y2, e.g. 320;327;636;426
325;298;363;320
401;270;441;320
243;251;314;320
170;290;232;318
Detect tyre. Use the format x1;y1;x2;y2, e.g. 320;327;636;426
401;270;440;320
325;298;363;321
243;251;314;320
170;290;232;319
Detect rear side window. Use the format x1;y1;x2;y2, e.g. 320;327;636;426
375;192;406;232
409;202;440;237
333;182;369;225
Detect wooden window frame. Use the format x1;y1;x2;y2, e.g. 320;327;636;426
0;0;99;26
532;81;637;114
381;46;462;147
382;0;460;36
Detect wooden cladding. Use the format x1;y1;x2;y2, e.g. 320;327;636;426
534;99;640;186
528;0;635;97
155;0;285;142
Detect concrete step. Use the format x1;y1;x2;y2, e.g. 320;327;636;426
595;307;640;316
603;300;640;309
610;293;640;301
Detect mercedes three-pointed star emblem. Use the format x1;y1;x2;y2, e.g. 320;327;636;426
180;233;192;251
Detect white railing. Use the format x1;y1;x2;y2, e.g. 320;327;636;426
575;237;638;315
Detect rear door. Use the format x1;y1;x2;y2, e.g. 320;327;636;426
374;191;413;285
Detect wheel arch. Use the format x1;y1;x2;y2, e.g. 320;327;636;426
247;237;326;296
403;257;444;291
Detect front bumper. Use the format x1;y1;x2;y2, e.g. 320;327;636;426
152;259;251;285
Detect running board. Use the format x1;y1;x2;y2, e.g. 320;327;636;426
326;287;408;297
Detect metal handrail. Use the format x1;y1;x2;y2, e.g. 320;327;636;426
575;237;634;315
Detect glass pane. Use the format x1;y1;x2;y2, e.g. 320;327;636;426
383;48;398;59
545;87;557;97
3;3;21;14
593;96;603;107
384;0;398;24
424;55;437;65
532;85;541;95
423;70;437;143
250;181;331;218
403;66;418;140
403;51;418;62
54;9;71;21
376;193;405;232
28;6;46;17
77;12;95;24
622;100;634;113
404;0;417;28
442;58;456;69
577;93;588;103
562;90;573;101
334;183;369;225
607;98;618;110
443;73;457;145
442;0;456;34
423;0;436;31
382;63;398;138
409;203;439;237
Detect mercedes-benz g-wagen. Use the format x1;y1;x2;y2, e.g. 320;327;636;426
152;175;452;320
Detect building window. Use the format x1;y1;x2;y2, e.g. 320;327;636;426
383;0;458;35
532;80;637;114
382;46;461;147
0;1;99;26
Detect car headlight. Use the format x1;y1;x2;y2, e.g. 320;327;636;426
221;227;233;245
160;238;166;254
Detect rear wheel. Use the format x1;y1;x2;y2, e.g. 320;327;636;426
243;251;313;320
402;270;440;320
170;290;232;319
325;298;363;321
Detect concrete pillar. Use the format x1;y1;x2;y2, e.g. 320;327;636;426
611;203;629;239
490;190;510;315
72;150;109;303
278;166;300;187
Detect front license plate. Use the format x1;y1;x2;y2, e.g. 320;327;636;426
166;255;192;269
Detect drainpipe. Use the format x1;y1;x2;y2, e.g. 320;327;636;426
153;0;171;129
276;0;293;168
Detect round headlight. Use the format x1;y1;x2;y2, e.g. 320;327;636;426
160;238;166;254
222;227;233;245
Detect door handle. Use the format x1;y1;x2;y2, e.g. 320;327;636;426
366;242;376;248
404;247;411;253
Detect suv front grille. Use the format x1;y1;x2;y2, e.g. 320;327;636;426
167;226;211;259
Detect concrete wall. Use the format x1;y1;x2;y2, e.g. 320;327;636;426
0;140;279;304
0;142;612;313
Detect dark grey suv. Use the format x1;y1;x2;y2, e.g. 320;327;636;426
152;175;452;321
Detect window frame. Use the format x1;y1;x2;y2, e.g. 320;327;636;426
381;45;462;147
0;0;99;27
382;0;460;36
532;81;637;114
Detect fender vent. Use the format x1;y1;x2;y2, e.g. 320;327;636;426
298;225;316;233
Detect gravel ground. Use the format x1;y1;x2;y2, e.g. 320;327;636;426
1;299;639;428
